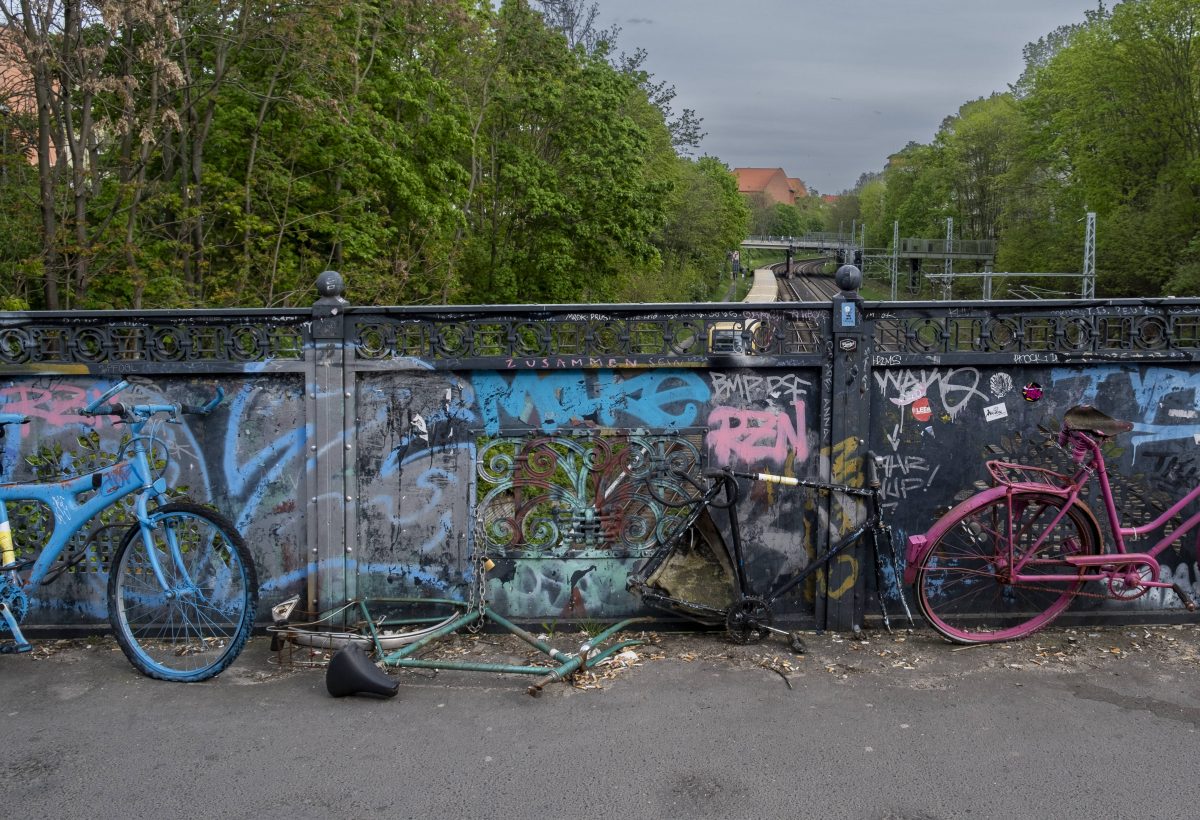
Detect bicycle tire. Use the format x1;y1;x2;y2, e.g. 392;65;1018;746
915;489;1100;644
108;502;258;682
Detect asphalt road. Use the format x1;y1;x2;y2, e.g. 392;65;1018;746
3;624;1200;820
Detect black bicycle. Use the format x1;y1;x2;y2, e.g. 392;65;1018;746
627;452;912;652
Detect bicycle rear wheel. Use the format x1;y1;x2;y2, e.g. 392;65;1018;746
108;502;258;682
915;490;1099;644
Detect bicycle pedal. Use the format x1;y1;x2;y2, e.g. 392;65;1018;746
0;640;32;654
1171;583;1197;612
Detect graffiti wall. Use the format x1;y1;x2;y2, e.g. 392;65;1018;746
350;365;827;620
7;292;1200;633
872;360;1200;615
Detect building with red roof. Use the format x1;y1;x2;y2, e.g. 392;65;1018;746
734;167;807;206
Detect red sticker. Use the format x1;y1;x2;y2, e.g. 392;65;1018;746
912;397;932;422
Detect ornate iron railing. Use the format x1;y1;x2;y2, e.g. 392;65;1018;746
0;311;309;370
349;306;830;368
870;301;1200;361
475;429;706;559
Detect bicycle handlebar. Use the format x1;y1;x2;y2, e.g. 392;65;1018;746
81;382;225;421
648;466;738;509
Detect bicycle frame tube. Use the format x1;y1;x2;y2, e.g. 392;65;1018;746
2;459;147;587
1000;431;1200;587
704;472;886;607
1086;433;1200;558
628;476;729;585
763;518;878;607
744;474;884;607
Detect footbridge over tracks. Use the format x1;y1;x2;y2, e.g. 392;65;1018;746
743;234;998;268
743;233;853;254
6;269;1200;638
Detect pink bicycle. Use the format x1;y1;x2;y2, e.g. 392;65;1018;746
904;405;1198;644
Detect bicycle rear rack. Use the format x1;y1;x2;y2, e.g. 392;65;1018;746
986;460;1073;490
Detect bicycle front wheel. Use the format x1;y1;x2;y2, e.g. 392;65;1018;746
915;490;1099;644
108;502;258;682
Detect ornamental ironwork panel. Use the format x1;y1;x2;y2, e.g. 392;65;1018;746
0;315;308;368
350;307;829;367
870;303;1200;360
475;430;706;559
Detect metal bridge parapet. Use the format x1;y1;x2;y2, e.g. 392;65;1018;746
7;274;1200;636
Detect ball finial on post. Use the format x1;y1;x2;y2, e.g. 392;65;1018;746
835;264;862;295
315;271;345;300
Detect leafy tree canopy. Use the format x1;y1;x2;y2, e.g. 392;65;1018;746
0;0;746;308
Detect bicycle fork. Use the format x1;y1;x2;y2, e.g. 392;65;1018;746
131;483;199;601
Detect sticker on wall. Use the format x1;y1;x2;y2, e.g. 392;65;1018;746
984;402;1008;422
1022;382;1043;402
989;373;1013;398
911;397;932;422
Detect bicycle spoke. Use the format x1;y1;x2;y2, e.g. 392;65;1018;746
109;503;257;682
916;491;1097;644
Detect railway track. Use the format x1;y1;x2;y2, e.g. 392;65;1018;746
771;257;838;302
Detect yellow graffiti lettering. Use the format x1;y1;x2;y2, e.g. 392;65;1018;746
826;554;859;600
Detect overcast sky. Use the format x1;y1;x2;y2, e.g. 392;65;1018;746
597;0;1104;193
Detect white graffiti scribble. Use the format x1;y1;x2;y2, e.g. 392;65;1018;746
872;367;988;420
875;454;941;501
710;372;812;403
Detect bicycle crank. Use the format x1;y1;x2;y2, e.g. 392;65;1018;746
725;596;774;645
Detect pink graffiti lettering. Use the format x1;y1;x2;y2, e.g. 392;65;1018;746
0;385;98;429
707;400;808;467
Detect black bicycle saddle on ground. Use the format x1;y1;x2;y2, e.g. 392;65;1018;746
325;643;399;698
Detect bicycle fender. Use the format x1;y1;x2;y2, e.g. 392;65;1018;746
901;485;1014;586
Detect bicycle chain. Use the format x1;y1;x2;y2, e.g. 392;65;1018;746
467;511;489;632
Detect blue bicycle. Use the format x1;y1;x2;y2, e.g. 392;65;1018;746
0;381;257;682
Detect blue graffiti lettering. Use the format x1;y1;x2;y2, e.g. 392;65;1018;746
471;369;710;435
223;387;308;531
1051;366;1200;452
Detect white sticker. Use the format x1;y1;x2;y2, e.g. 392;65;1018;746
984;402;1008;422
1169;408;1198;419
989;373;1013;398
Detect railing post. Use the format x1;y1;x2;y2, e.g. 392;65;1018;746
306;271;351;616
823;265;871;633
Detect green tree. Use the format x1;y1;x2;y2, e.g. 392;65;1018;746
461;0;665;304
1020;0;1200;296
644;155;748;301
